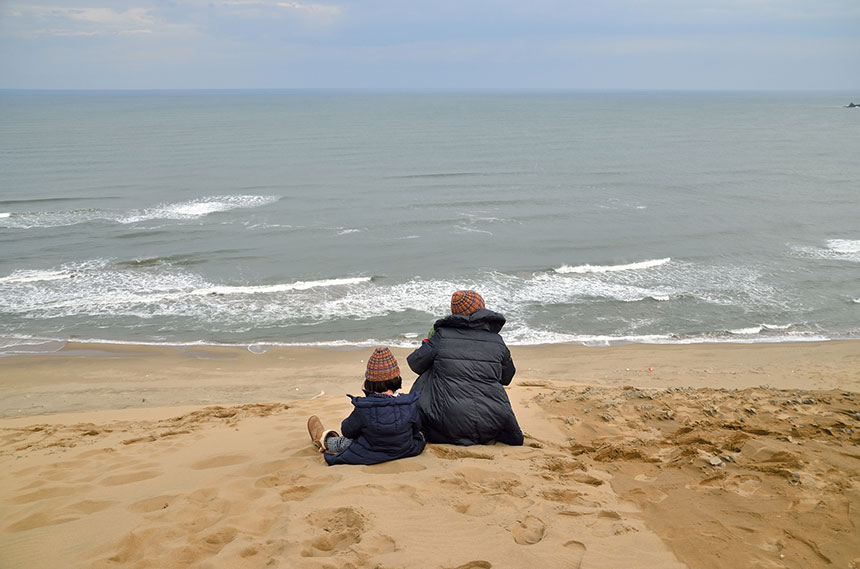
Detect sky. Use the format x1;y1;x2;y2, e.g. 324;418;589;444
1;0;858;90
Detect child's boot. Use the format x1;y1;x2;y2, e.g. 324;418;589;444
307;415;339;452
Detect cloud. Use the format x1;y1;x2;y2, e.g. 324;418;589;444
65;7;153;27
1;0;857;89
1;4;156;37
275;1;341;17
681;0;860;21
217;0;342;26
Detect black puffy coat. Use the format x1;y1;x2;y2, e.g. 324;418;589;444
407;309;523;446
324;391;426;466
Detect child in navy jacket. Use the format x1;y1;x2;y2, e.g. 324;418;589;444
307;346;425;466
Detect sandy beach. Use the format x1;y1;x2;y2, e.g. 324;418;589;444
1;341;859;568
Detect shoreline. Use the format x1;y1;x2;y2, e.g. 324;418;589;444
3;330;858;356
1;339;858;420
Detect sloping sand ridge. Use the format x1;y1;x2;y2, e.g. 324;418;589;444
1;341;858;568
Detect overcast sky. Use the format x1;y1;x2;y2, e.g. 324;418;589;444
1;0;858;90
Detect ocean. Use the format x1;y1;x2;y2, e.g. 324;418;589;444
1;90;858;354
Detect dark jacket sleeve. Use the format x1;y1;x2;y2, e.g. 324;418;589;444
407;335;438;375
340;404;363;439
500;348;515;386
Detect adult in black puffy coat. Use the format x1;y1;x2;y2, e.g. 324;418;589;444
407;290;523;446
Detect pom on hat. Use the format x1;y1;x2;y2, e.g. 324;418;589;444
451;290;485;315
365;346;400;382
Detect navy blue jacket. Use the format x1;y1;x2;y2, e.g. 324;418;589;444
324;391;426;466
407;309;523;446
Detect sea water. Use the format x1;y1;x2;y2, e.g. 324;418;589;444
1;90;858;353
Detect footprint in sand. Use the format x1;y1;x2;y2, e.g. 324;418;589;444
570;473;604;486
512;515;546;545
540;487;586;505
588;510;638;537
626;486;669;506
454;500;498;517
254;471;341;496
9;484;84;504
453;466;524;496
302;507;367;557
563;540;587;569
360;534;397;555
279;484;327;502
68;499;115;514
236;458;301;477
725;474;763;497
200;526;239;551
5;511;81;532
128;494;179;513
101;470;161;486
536;456;586;476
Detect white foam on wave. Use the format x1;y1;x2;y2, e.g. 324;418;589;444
0;269;74;284
509;270;677;305
726;323;798;336
0;258;381;328
0;195;279;229
501;328;675;346
0;212;10;218
459;213;514;224
456;225;494;236
793;239;860;263
0;259;204;315
0;337;66;356
669;333;833;345
192;277;372;296
555;258;671;274
119;195;278;224
827;239;860;254
728;326;764;335
0;210;105;229
0;256;797;347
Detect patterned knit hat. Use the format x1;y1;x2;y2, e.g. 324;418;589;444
365;346;401;382
451;290;485;315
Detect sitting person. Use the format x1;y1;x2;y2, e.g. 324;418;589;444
307;346;426;466
407;290;523;446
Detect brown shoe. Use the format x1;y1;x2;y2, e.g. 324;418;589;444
308;416;341;453
308;415;325;451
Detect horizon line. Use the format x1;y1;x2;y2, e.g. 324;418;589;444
1;87;857;94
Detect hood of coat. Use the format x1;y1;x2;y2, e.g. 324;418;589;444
349;391;421;408
434;308;506;334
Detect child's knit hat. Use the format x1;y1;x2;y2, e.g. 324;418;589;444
451;290;485;316
365;346;401;382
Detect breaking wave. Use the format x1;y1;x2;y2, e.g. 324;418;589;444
0;195;279;229
0;255;802;346
555;258;671;274
118;195;279;224
792;238;860;263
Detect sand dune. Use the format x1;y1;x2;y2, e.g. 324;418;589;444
1;342;859;568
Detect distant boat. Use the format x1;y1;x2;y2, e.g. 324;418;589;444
846;102;859;108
